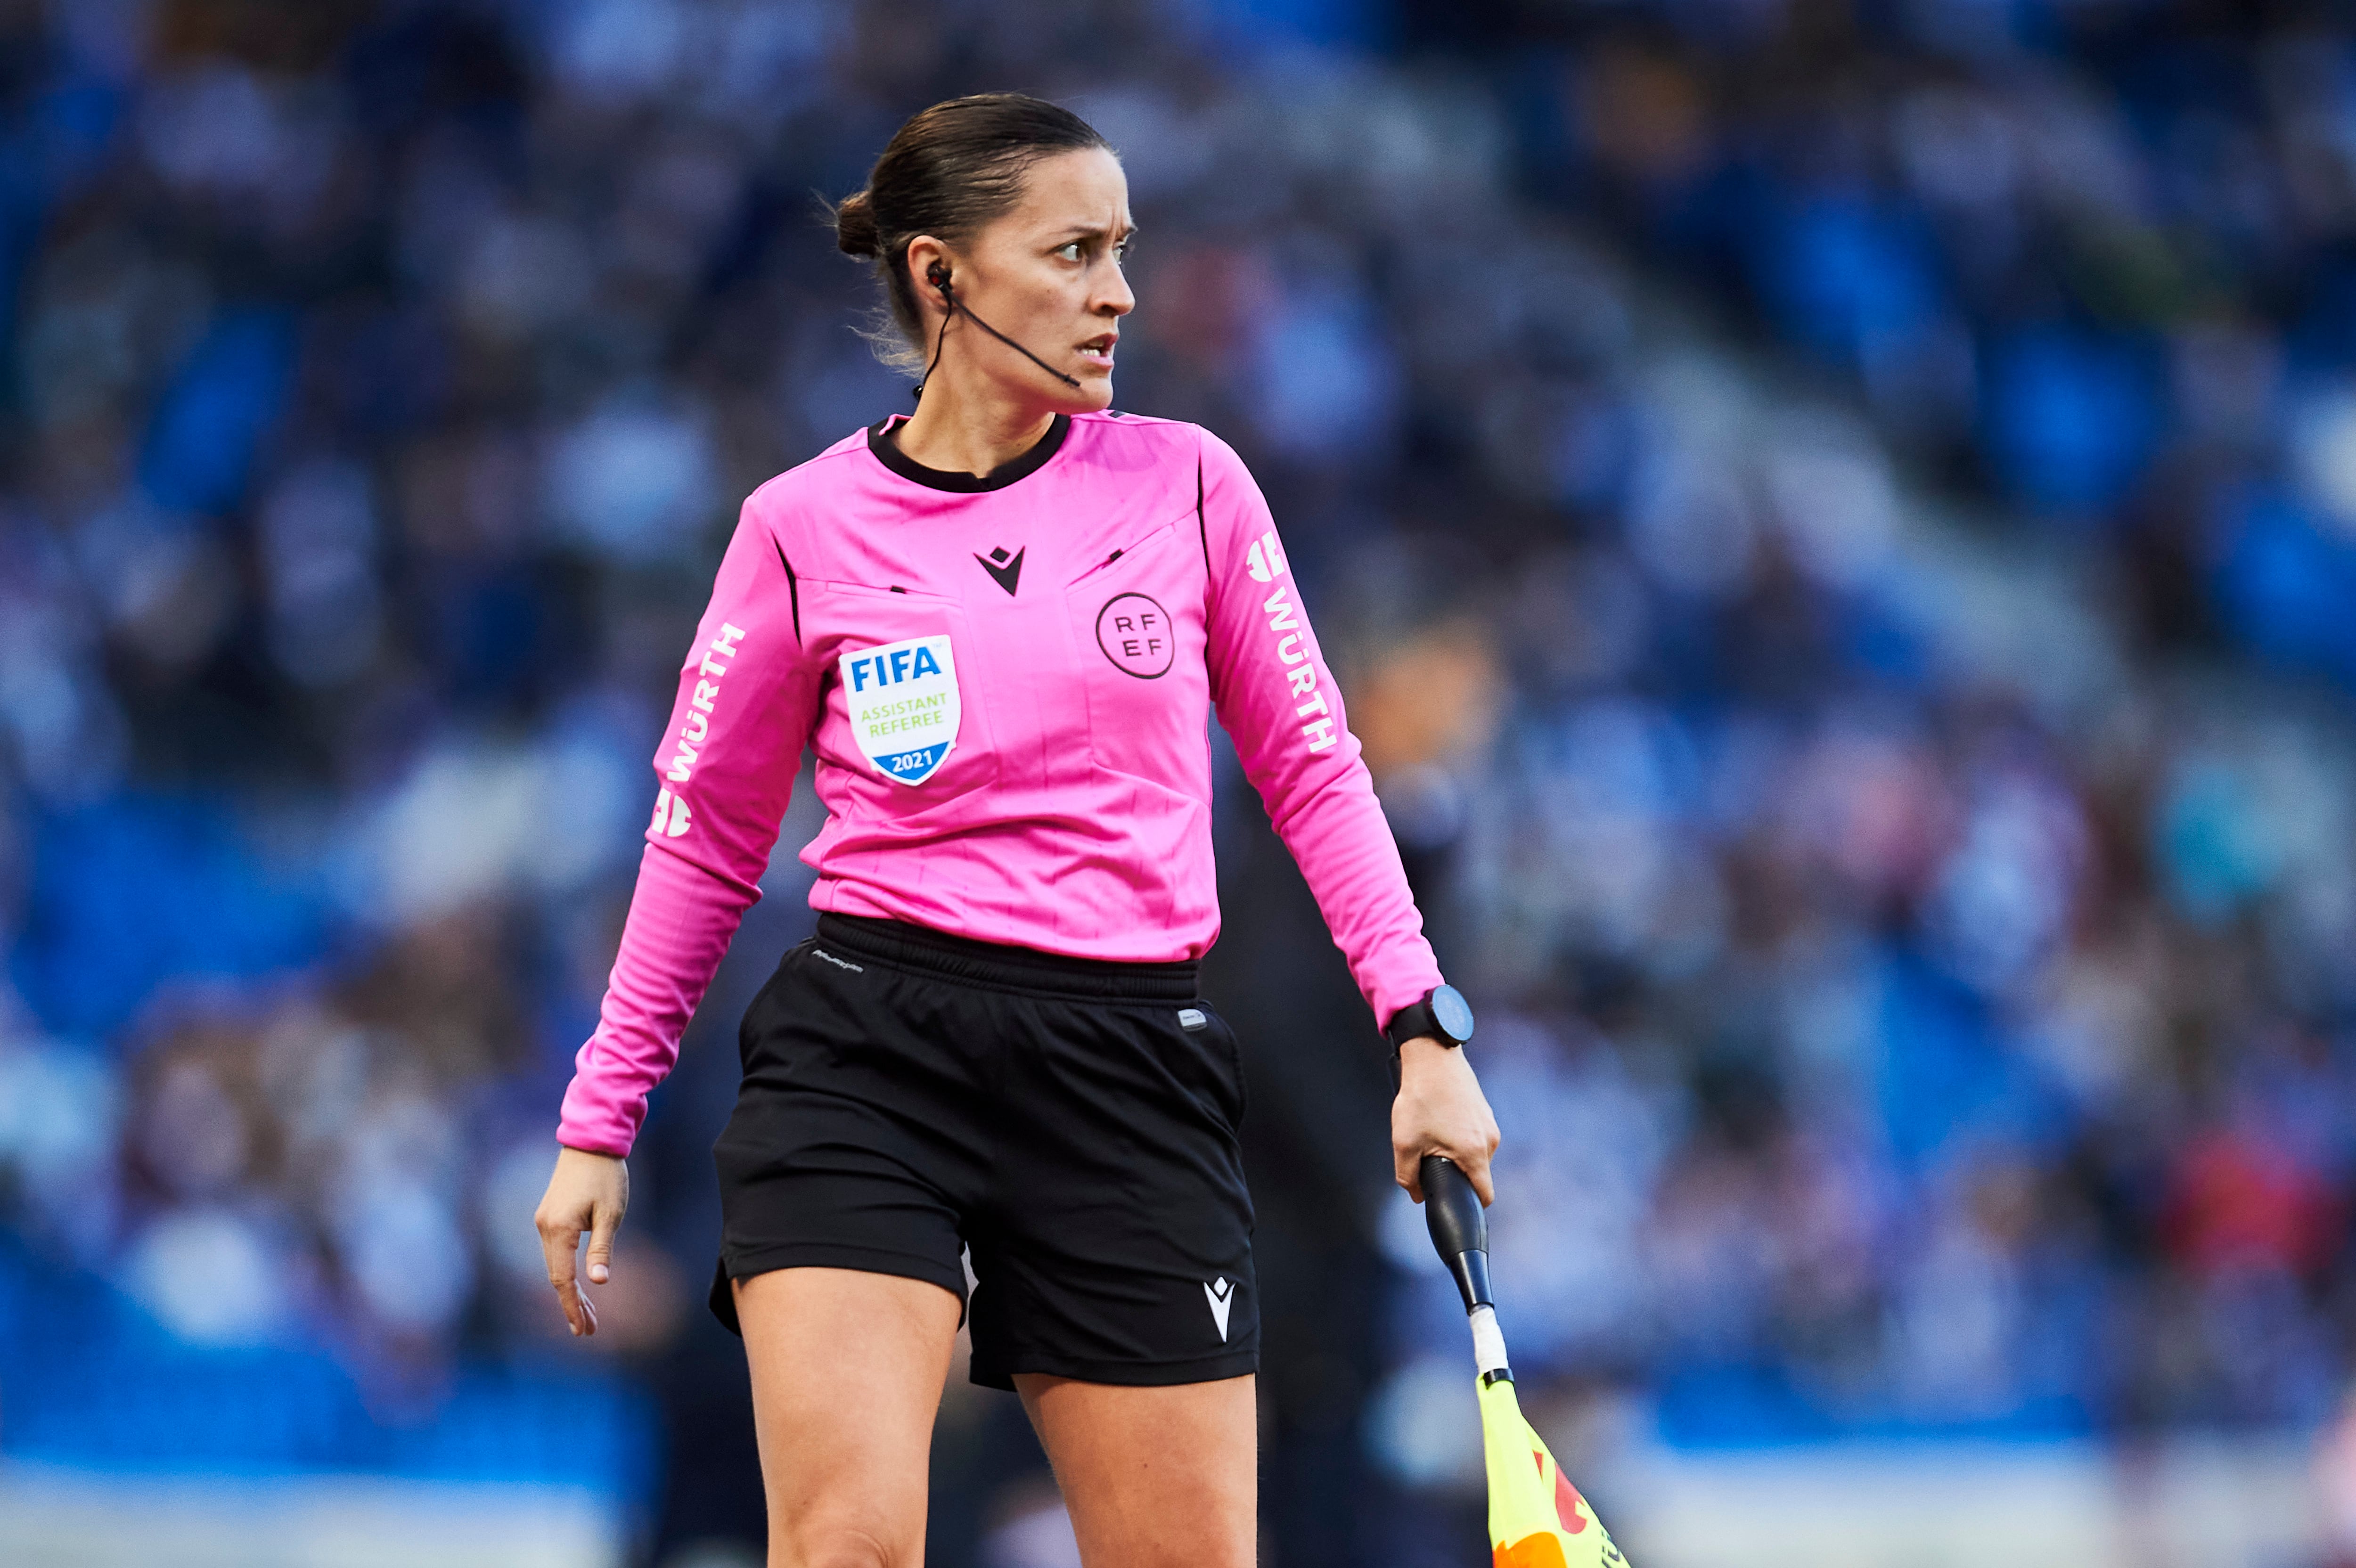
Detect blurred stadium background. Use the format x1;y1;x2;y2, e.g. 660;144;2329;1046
2;0;2355;1563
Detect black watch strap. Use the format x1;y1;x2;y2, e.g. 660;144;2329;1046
1387;998;1447;1051
1385;984;1473;1051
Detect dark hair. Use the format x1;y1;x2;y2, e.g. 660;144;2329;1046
833;94;1112;372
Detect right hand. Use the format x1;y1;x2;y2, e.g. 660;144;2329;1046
534;1145;630;1337
1391;1036;1502;1206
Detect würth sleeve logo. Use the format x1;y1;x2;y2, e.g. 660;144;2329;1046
666;621;746;784
1260;587;1337;753
649;788;692;837
1244;530;1287;584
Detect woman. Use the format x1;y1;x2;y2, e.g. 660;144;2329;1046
535;93;1499;1567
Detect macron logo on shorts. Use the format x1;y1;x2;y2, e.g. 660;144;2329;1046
1204;1276;1235;1342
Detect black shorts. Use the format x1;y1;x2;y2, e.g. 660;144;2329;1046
711;913;1258;1390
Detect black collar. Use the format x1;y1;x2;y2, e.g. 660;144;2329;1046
867;414;1072;493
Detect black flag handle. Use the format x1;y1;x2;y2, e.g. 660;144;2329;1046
1421;1154;1493;1313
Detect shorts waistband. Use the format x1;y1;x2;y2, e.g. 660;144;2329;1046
813;914;1200;1002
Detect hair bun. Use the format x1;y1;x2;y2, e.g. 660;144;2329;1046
835;191;881;258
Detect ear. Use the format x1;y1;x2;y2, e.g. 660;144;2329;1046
904;236;951;317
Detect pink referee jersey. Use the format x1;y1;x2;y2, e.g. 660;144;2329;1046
557;410;1443;1155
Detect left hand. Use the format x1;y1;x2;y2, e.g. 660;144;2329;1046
1391;1036;1501;1205
535;1145;630;1337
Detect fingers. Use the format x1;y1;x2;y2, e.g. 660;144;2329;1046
586;1197;619;1288
536;1195;604;1339
1398;1139;1497;1205
1456;1143;1497;1207
538;1214;589;1336
536;1149;630;1340
1392;1037;1504;1202
1395;1142;1425;1205
1462;1104;1503;1206
1392;1119;1501;1209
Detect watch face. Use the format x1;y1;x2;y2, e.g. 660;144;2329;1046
1431;984;1474;1044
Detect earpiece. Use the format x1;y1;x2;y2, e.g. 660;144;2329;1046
909;255;1081;397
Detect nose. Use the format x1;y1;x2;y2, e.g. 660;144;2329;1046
1097;259;1135;318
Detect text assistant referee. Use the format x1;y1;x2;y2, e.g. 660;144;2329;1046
534;92;1500;1568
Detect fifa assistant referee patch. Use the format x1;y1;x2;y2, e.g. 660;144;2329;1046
842;634;962;785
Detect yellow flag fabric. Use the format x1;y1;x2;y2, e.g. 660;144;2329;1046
1478;1376;1630;1568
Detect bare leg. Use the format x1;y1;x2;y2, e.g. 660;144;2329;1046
1016;1373;1257;1568
736;1267;964;1568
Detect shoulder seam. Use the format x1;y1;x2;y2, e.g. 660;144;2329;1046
1196;433;1215;621
773;540;801;643
802;440;874;469
1075;409;1192;428
745;442;865;510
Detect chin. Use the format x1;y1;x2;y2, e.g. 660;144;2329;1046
1055;376;1117;414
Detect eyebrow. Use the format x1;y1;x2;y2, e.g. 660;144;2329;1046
1047;222;1138;245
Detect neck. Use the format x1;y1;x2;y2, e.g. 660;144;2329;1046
895;360;1059;480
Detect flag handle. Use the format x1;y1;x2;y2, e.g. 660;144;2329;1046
1420;1154;1493;1312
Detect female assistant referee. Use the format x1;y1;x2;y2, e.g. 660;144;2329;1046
534;93;1500;1568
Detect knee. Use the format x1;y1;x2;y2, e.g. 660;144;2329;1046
771;1522;907;1568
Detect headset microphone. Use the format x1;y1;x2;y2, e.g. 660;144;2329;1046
914;262;1084;399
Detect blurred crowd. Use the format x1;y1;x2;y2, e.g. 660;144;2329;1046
1358;0;2356;1456
0;0;2354;1557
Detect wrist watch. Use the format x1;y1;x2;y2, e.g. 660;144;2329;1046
1385;983;1475;1052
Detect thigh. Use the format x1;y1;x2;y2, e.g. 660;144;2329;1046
1016;1372;1256;1568
736;1267;963;1568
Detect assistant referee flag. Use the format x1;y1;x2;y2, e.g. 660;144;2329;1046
1421;1156;1631;1568
1478;1373;1626;1567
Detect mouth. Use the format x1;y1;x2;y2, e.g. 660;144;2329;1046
1076;332;1118;371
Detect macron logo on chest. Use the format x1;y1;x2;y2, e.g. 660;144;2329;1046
974;545;1025;596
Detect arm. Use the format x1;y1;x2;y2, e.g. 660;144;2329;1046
540;494;818;1332
1196;431;1498;1201
556;496;818;1154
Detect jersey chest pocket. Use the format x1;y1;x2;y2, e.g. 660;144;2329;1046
1062;521;1212;788
810;581;1001;811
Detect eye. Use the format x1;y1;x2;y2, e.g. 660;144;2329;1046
1055;241;1085;261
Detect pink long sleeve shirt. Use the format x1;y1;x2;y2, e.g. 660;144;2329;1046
557;410;1442;1155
